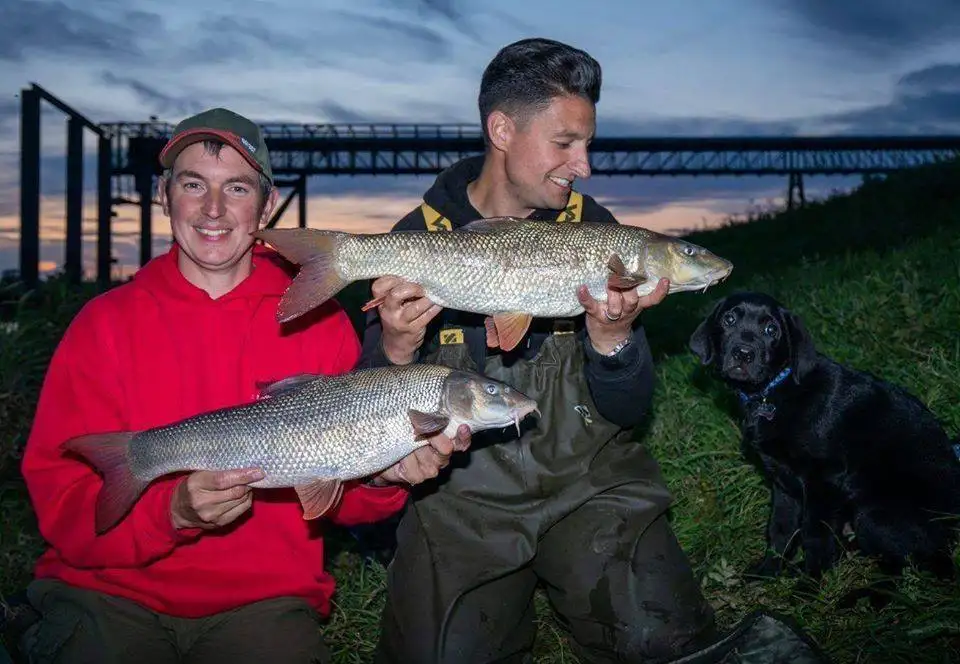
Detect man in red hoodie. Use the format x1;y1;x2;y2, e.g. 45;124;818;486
18;108;467;663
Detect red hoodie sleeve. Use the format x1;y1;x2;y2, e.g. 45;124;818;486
21;303;202;570
312;306;410;526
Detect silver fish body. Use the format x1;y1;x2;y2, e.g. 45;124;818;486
254;218;733;351
131;364;520;486
63;364;539;533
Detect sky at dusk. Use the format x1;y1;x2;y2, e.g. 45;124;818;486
1;0;959;278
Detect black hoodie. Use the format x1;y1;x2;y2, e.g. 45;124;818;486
358;156;656;428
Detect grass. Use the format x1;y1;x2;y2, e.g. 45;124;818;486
1;163;959;662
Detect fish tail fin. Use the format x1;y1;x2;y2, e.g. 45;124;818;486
253;228;350;323
61;432;148;534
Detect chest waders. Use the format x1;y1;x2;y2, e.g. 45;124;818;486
375;196;718;664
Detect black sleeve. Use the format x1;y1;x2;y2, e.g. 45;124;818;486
580;324;657;428
355;208;425;370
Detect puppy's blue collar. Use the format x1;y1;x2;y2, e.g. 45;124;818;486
736;366;793;405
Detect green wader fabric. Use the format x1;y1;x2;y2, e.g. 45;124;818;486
375;331;718;664
18;579;330;664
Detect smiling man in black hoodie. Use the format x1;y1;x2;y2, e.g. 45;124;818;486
358;38;718;664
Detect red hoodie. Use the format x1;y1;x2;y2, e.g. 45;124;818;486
21;244;408;619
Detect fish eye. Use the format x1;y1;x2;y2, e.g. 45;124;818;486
682;245;697;256
721;311;737;327
484;384;499;395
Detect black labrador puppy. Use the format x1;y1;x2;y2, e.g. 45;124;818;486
689;290;960;580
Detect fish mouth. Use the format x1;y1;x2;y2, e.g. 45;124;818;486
668;267;733;294
699;266;734;293
499;402;541;437
513;403;543;436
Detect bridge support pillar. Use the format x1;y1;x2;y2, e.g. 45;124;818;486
97;135;113;285
787;172;805;210
19;87;41;287
298;175;307;228
65;117;84;283
137;168;154;267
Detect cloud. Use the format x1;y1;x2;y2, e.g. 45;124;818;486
599;114;800;138
0;96;18;136
0;1;154;62
598;60;960;137
170;14;334;67
898;63;960;94
820;62;960;134
316;101;382;124
100;73;206;119
779;0;960;60
327;10;455;62
385;0;484;42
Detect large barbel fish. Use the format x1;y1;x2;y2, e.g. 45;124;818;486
254;217;733;351
63;364;539;534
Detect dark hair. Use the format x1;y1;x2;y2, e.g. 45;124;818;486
478;38;602;142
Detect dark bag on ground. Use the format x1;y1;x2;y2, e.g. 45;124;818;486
670;610;832;664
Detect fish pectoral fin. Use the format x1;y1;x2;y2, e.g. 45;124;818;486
606;253;647;289
360;296;386;312
257;373;322;399
295;479;344;520
493;312;533;352
484;316;499;348
408;409;451;438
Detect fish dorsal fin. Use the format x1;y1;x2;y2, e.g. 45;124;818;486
257;373;323;399
295;479;344;520
408;410;450;438
606;253;648;289
459;217;527;234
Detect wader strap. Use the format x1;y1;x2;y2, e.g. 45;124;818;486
556;190;583;222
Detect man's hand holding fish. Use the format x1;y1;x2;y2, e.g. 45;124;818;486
577;276;670;356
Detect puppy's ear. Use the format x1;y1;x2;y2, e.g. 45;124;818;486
689;299;724;365
781;307;817;383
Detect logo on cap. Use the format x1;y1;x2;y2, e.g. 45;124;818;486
240;137;257;154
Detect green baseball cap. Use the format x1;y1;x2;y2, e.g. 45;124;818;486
159;107;273;183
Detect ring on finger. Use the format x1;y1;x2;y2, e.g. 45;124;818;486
604;310;622;322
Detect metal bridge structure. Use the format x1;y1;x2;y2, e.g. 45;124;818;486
17;83;960;287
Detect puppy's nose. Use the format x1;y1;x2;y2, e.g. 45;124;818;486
733;346;755;363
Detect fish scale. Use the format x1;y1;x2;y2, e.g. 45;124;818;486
131;364;452;487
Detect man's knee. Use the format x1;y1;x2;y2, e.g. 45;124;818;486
186;597;328;664
18;579;177;664
539;508;717;663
